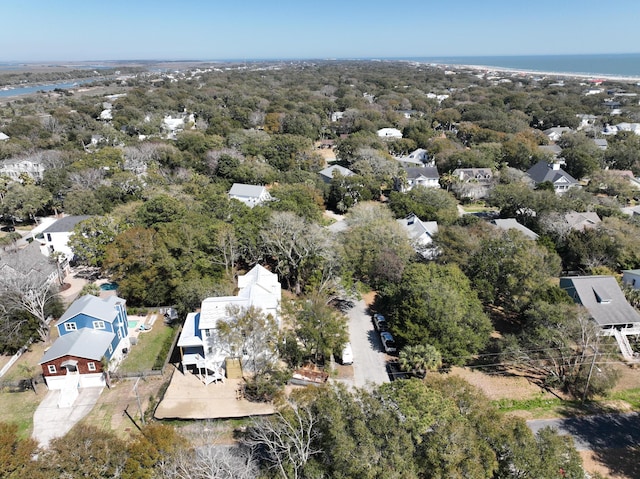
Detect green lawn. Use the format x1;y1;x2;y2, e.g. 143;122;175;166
460;203;499;214
0;387;47;439
118;320;177;374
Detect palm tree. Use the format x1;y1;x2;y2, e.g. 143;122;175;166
398;344;442;378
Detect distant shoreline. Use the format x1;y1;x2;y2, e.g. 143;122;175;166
438;62;640;83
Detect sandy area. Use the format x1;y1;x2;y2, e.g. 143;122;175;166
154;365;275;420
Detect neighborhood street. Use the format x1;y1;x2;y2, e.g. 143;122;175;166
346;299;390;388
527;412;640;451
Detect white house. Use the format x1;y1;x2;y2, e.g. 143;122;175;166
377;128;403;139
228;183;272;208
402;167;440;191
177;265;282;379
35;215;91;265
526;161;580;194
0;157;46;182
394;148;432;167
543;127;572;142
397;213;439;259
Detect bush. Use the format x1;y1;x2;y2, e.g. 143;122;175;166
243;369;291;403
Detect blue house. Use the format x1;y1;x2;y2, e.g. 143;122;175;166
40;295;130;393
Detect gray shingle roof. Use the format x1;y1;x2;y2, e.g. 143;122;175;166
39;328;115;363
404;166;439;180
42;215;91;234
0;241;57;284
492;218;539;240
318;165;354;179
560;276;640;327
527;161;579;185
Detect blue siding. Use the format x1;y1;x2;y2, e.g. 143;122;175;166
56;307;128;339
57;313;115;336
114;302;129;339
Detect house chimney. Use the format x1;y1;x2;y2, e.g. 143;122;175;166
551;162;561;171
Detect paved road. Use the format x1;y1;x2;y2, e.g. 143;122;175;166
527;412;640;451
345;299;389;389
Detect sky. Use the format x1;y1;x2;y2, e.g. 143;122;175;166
2;0;640;62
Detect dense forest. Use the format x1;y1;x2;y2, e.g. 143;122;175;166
2;60;640;477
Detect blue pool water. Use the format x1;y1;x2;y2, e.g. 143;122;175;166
128;320;138;330
100;282;119;291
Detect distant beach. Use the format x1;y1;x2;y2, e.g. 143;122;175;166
403;53;640;83
440;63;640;83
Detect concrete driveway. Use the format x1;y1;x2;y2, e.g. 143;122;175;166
345;299;390;388
32;387;103;448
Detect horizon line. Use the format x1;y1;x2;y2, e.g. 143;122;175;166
2;52;640;64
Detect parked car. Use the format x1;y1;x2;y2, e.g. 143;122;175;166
387;360;410;381
380;331;397;354
372;313;389;332
340;342;353;365
1;225;15;232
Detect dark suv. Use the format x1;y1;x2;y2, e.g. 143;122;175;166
372;313;389;332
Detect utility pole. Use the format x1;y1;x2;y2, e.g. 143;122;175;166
133;377;146;425
581;345;598;404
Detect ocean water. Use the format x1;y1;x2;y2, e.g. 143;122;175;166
404;53;640;78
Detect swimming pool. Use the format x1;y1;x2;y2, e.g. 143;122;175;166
100;282;119;291
128;320;139;330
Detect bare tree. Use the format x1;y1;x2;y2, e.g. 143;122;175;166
0;274;60;342
68;168;107;190
155;425;259;479
244;405;321;479
259;211;332;294
210;224;239;274
216;306;279;375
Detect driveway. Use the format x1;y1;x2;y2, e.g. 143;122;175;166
32;387;103;448
527;412;640;451
345;299;390;389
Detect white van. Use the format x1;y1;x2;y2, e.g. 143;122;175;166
341;342;353;365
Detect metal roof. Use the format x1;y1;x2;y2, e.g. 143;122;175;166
228;183;267;198
55;294;125;326
39;328;115;363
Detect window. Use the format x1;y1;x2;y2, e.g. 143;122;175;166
87;362;96;371
64;322;77;332
117;330;122;340
108;345;113;355
92;320;105;329
46;233;52;242
47;365;56;374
